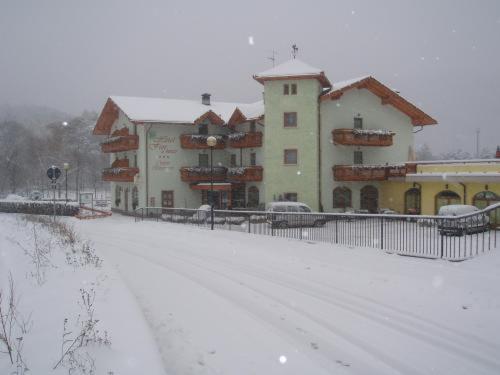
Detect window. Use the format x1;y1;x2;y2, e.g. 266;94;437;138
283;84;289;95
133;124;137;135
333;187;352;209
250;152;256;166
354;151;363;164
354;117;363;129
249;121;256;133
284;112;297;128
291;83;297;95
284;149;298;165
284;192;297;202
298;205;311;213
199;153;209;167
230;154;237;167
132;187;139;210
248;186;259;207
199;123;208;135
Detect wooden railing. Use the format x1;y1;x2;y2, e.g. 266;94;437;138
179;166;227;182
180;134;226;149
332;128;394;146
101;135;139;153
333;163;417;181
228;132;263;148
102;167;139;182
227;166;263;182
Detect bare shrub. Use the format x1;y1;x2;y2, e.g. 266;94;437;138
0;274;32;374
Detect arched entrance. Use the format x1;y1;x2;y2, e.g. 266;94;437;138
248;186;259;208
360;185;378;213
333;187;352;211
435;190;461;214
404;188;421;214
473;191;499;227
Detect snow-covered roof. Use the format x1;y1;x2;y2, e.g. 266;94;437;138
406;172;500;182
111;96;254;124
253;59;331;87
94;96;264;135
331;76;370;91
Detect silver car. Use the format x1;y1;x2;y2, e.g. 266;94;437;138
266;202;326;229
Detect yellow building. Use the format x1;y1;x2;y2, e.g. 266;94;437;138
378;159;500;224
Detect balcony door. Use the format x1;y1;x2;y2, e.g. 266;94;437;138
360;185;378;213
162;190;174;208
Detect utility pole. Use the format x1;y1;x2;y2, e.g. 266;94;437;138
476;128;480;158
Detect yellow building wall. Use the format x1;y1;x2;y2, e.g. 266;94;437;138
380;180;500;215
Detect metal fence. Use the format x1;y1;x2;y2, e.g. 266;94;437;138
134;203;500;261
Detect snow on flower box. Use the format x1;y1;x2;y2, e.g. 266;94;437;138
332;128;394;147
102;167;139;182
227;166;263;182
227;132;263;148
179;166;227;182
180;134;226;149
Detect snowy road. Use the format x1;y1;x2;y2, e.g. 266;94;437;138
75;215;500;375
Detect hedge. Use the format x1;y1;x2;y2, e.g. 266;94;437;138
0;201;79;216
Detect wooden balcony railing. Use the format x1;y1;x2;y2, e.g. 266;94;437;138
332;128;394;146
228;132;263;148
180;134;226;149
101;129;139;153
227;166;263;182
179;166;227;182
110;158;130;168
102;167;139;182
333;163;416;181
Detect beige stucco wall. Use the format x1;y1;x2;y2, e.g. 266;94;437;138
320;88;415;212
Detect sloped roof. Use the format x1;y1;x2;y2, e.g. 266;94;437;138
322;76;437;126
253;59;331;88
93;96;264;135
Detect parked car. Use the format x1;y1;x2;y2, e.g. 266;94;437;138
266;202;326;229
29;190;42;200
437;204;489;236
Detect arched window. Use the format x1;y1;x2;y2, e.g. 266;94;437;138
332;187;352;210
360;185;378;213
248;186;259;208
132;186;139;210
473;191;499;227
404;188;421;214
435;190;461;214
115;185;122;207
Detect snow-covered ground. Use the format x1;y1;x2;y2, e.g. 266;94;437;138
2;212;500;374
74;214;500;375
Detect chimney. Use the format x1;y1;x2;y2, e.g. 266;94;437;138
202;93;211;106
496;146;500;159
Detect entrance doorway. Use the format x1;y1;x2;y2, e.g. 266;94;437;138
161;190;174;208
435;190;461;214
473;191;499;227
405;188;421;214
360;185;378;213
124;188;129;211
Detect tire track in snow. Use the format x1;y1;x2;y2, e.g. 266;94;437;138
113;245;430;375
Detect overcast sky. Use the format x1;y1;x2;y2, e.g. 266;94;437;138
1;0;499;154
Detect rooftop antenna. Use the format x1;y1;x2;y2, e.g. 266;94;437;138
475;128;480;158
267;49;277;67
292;44;298;59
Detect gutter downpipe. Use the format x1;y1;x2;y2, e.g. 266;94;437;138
145;124;153;213
459;182;467;204
317;91;324;212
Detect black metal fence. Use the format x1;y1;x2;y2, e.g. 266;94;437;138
134;203;500;261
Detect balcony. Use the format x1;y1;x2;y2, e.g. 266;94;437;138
180;166;227;182
101;128;139;153
332;128;394;147
228;132;263;148
102;158;139;182
333;163;416;181
180;134;226;149
227;166;263;182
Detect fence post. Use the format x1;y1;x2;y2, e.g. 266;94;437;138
440;219;444;258
335;219;338;244
380;217;384;250
248;214;251;234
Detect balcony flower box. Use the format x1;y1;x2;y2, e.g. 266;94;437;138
228;132;263;148
180;134;226;149
332;128;394;147
227;166;263;182
180;166;227;182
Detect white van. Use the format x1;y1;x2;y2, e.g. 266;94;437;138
266;202;326;229
437;204;489;235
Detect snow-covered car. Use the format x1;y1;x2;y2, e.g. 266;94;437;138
29;190;42;200
266;202;326;229
437;204;489;236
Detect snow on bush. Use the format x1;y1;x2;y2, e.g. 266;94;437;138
0;201;79;216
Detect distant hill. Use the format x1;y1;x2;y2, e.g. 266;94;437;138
0;104;73;132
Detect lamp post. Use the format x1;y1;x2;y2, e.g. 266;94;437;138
63;163;70;202
206;136;217;230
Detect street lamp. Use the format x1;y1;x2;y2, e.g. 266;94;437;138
63;163;70;202
206;135;217;230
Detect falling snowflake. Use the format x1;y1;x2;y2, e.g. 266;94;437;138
420;56;425;61
335;103;341;107
297;171;301;175
351;10;356;15
279;355;287;364
248;36;254;45
62;121;68;126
